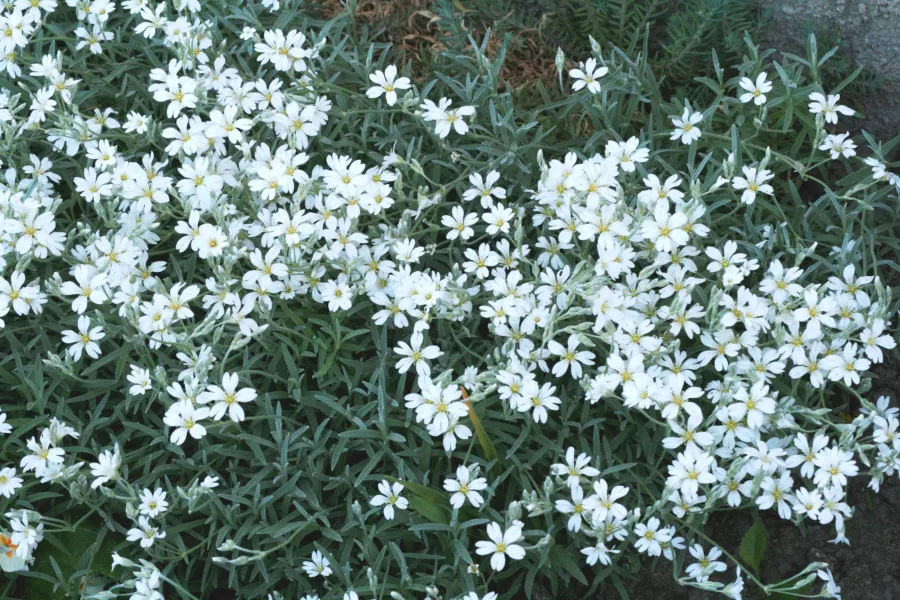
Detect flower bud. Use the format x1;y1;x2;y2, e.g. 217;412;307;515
555;48;566;78
111;552;137;569
507;500;522;521
542;476;555;496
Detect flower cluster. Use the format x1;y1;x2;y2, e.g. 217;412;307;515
0;2;897;600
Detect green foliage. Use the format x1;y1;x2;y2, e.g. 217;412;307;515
738;519;767;575
804;28;883;108
0;2;898;600
536;0;767;97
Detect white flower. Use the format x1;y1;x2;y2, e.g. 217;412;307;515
442;206;478;240
366;65;411;106
686;544;727;582
551;447;600;487
820;342;870;386
201;476;220;489
812;447;858;489
128;365;152;395
783;433;829;479
461;593;498;600
605;137;649;172
759;259;803;304
474;522;525;571
127;516;165;549
463;170;506;208
163;404;211;445
555;485;588;532
581;541;618;566
642;201;689;252
318;277;354;312
420;97;475;138
483;203;515;235
819;133;856;159
409;379;467;436
728;381;775;429
666;448;716;500
60;316;105;361
302;550;332;578
197;224;229;259
663;406;714;452
441;418;472;452
732;165;774;204
393;333;442;377
817;568;842;599
743;440;786;476
0;467;23;498
370;479;408;520
199;372;257;422
723;567;745;599
10;514;43;558
514;381;560;423
206;106;253;144
670;108;703;144
0;538;27;572
792;487;823;520
324;153;367;196
138;488;169;517
569;58;608;94
808;92;854;124
757;472;793;519
124;111;150;133
548;334;595;378
739;72;772;105
89;445;122;489
5;211;62;258
584;478;629;522
60;264;107;314
73;167;113;202
20;430;64;475
443;465;488;508
393;238;424;263
633;517;671;557
860;319;896;362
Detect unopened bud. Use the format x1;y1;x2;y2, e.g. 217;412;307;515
555;48;566;77
507;500;522;521
542;476;555;496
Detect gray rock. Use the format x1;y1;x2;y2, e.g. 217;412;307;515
760;0;900;139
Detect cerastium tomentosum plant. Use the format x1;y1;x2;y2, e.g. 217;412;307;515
0;1;898;600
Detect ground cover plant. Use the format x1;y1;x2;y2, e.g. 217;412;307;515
1;1;900;600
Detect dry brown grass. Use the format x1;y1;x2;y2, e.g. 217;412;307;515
316;0;567;96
